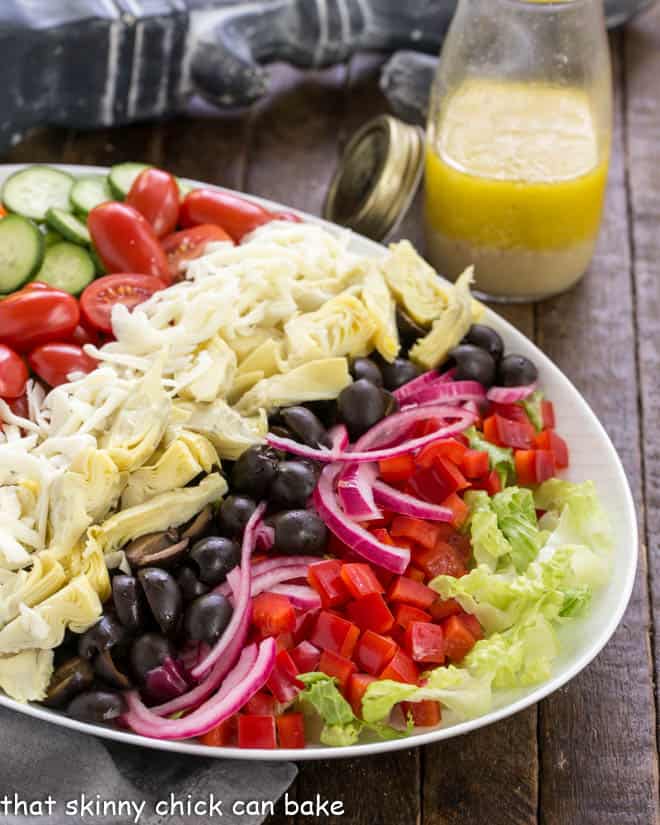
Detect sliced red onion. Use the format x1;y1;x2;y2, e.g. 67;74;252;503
313;464;410;574
337;462;382;521
213;556;321;597
487;383;538;403
372;479;453;521
144;657;190;703
393;368;456;404
328;424;349;451
405;380;486;408
191;502;266;680
178;641;211;676
269;584;322;610
123;638;276;740
266;432;339;461
255;523;275;551
225;564;313;606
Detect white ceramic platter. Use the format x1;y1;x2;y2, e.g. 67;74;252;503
0;164;638;761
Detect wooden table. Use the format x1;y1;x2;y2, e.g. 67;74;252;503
6;5;659;823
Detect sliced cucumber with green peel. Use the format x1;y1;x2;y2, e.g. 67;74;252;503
41;227;64;249
90;246;106;276
0;215;44;293
35;242;95;295
2;166;74;221
46;208;91;246
108;162;152;199
70;175;112;215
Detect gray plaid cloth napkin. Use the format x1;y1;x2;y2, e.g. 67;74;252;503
0;707;296;825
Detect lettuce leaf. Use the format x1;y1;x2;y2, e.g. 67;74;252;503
465;426;516;486
521;391;544;431
535;479;613;557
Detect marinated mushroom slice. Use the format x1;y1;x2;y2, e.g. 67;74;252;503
179;505;214;542
124;529;180;568
43;656;94;708
94;649;132;690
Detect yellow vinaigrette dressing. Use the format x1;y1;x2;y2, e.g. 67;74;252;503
424;80;609;299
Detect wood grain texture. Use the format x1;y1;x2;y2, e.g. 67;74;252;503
536;31;659;825
624;2;660;719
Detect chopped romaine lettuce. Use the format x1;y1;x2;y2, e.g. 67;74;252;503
465;426;516;487
521;391;544;431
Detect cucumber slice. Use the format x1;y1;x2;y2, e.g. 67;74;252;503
90;246;106;276
70;175;112;216
108;162;151;199
46;208;91;246
0;215;44;293
35;242;95;295
2;166;74;221
41;227;64;249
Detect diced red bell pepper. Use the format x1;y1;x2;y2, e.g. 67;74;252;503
310;611;360;658
403;621;446;664
489;402;530;423
293;608;320;644
348;672;376;718
378;454;415;483
418;439;468;469
307;559;350;608
515;450;537;486
276;713;306;749
460;449;490;479
441;492;469;528
433;523;472;562
401;700;442;727
371;527;395;546
318;649;357;693
394;603;432;630
199;716;237;746
290;640;321;673
244;691;278;716
433;456;470;494
379;649;419;684
252;592;296;637
535;449;556;483
346;592;395;634
340;563;384;599
275;631;294;651
534;429;569;469
459;613;484;641
327;532;353;559
238;714;278;749
413;541;466;579
388;576;436;610
390;515;442;551
429;597;463;621
491;414;535;449
471;468;502;495
405;565;426;583
407;467;453;504
354;630;398;675
482;415;501;445
443;615;478;663
541;399;556;429
266;649;303;703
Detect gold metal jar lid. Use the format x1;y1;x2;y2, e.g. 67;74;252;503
323;115;425;242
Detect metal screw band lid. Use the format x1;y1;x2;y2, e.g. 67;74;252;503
324;115;425;241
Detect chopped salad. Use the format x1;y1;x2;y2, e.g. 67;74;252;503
0;163;612;750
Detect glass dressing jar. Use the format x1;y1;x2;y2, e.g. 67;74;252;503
424;0;613;301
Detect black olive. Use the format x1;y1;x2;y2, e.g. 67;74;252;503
78;614;127;660
497;354;539;387
463;324;504;363
43;657;94;708
449;344;497;387
281;406;331;448
138;568;182;636
93;650;132;690
67;690;125;722
396;309;427;351
269;460;318;509
272;509;328;556
130;633;173;683
217;495;257;537
231;445;280;498
350;357;383;386
338;379;388;440
177;565;210;601
112;575;145;633
380;358;421;391
189;536;240;586
183;593;233;646
303;400;339;429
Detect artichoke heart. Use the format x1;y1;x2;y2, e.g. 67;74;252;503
68;448;125;523
0;575;103;654
81;539;111;603
410;267;476;370
182;400;267;460
88;473;227;557
361;268;400;362
284;293;376;365
0;552;67;629
235;358;352;416
121;432;219;509
0;649;54;703
179;336;237;403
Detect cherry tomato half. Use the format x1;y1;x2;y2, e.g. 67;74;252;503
88;202;171;283
80;273;166;335
126;168;180;238
0;344;28;399
0;205;7;218
272;211;303;223
179;189;274;241
28;343;97;388
70;324;100;348
7;393;29;418
21;281;53;291
161;224;233;281
0;289;80;352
